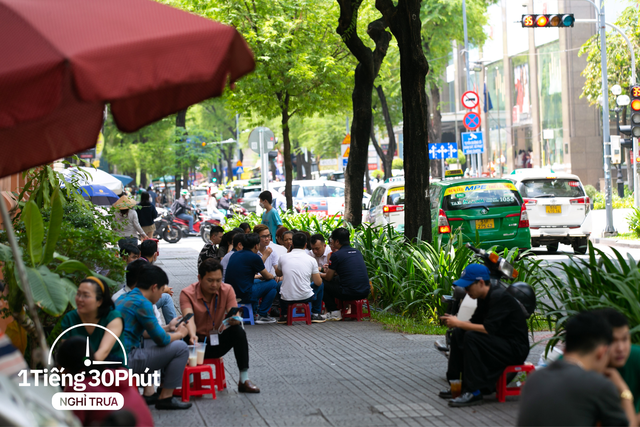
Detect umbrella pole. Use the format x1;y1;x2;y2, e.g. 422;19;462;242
0;197;51;368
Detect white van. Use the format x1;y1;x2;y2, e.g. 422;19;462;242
366;179;405;231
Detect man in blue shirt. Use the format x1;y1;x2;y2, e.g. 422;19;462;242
260;191;282;240
322;227;370;321
225;233;279;324
116;264;192;410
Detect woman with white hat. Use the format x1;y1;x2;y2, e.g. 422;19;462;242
113;195;147;246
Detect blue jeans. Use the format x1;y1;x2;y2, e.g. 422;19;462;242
176;213;194;232
280;284;324;315
247;279;279;317
155;293;177;323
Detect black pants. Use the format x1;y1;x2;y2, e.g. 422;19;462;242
196;324;249;371
446;328;528;393
322;277;369;312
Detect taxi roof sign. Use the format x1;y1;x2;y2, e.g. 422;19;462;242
444;169;464;178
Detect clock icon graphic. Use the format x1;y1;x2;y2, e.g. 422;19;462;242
49;323;128;367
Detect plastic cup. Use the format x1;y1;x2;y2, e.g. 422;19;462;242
196;343;206;365
188;345;197;367
450;379;462;398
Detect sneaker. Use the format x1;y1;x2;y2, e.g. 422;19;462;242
311;313;326;323
277;316;288;324
328;310;342;321
255;315;277;324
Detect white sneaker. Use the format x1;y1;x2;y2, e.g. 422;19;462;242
328;310;342;321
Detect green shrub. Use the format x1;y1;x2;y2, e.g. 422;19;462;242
370;169;384;180
584;184;598;202
392;159;403;170
627;207;640;238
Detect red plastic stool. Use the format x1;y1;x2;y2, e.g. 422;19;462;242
173;365;216;402
337;299;371;321
203;358;227;390
287;303;311;325
496;364;535;402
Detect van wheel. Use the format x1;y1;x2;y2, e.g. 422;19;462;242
546;243;559;254
572;240;588;255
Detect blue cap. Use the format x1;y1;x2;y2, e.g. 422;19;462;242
454;264;491;288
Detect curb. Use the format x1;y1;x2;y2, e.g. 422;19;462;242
591;237;640;249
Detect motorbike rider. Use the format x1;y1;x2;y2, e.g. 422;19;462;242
172;189;197;235
438;263;529;407
217;190;233;216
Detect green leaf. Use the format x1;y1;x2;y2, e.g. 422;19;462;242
26;266;69;316
0;243;13;262
22;201;45;266
43;188;63;265
55;260;92;276
61;278;78;309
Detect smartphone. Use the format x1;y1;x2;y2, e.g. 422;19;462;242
176;313;194;326
226;307;242;318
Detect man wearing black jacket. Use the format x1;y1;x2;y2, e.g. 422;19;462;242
438;264;529;407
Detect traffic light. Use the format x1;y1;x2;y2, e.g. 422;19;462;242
631;85;640;138
201;142;206;147
521;14;574;28
213;167;217;173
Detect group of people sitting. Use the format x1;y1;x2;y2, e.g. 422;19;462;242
51;193;371;419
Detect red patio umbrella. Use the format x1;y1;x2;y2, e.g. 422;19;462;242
0;0;255;178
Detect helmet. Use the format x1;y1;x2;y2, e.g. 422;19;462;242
222;189;234;197
180;189;189;196
506;282;536;318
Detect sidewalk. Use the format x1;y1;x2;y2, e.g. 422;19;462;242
152;241;545;427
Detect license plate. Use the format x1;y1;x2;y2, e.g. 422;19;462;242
546;205;562;214
476;219;495;230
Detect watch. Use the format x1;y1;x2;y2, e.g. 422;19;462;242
621;390;633;401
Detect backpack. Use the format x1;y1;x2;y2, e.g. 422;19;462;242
171;200;184;216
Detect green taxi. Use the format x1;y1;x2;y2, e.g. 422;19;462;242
429;174;531;250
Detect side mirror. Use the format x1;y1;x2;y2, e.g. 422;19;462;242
362;202;369;210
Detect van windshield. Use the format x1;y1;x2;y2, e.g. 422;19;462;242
443;182;521;211
386;187;405;205
517;179;585;198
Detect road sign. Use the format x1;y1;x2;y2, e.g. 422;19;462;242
461;91;479;109
342;158;348;168
428;143;458;160
342;146;350;158
461;132;484;154
463;112;481;131
342;134;351;145
248;127;275;152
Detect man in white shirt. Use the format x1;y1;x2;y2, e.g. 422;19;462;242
275;232;325;323
308;234;332;271
254;224;281;280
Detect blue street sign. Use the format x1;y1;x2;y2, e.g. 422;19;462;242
463;112;481;130
428;143;458;160
233;166;244;175
461;132;484;154
342;158;348;168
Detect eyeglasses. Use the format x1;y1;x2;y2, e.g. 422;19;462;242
259;235;271;240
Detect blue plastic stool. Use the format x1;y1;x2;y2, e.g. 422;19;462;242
238;304;255;325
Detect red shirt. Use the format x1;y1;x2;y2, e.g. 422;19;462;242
179;281;237;336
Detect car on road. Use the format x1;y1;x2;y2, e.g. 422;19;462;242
430;177;531;251
367;179;405;231
509;170;591;254
233;185;262;212
272;180;370;218
191;187;209;209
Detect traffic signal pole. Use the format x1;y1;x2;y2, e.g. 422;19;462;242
462;0;476;176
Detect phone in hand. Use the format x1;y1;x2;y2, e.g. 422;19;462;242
176;313;194;326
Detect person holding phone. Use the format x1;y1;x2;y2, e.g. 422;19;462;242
179;259;259;393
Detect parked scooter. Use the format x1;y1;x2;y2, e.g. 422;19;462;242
434;243;537;358
172;209;222;239
154;211;182;244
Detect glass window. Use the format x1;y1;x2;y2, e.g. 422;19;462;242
386;187;405;205
443;183;521;211
517;179;585;198
326;185;344;197
301;185;325;197
370;187;384;207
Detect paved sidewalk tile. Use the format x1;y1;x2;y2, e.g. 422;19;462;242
148;242;544;426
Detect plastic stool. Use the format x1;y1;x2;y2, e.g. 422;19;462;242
496;364;536;402
173;365;216;402
238;303;254;325
203;358;227;390
338;299;371;321
292;303;312;318
287;303;311;325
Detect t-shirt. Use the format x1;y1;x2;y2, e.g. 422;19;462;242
517;359;628;426
224;250;266;300
328;245;369;295
116;288;170;354
469;284;529;357
60;309;125;363
113;285;165;326
271;243;288;258
258;244;279;276
619;344;640;413
179;282;237;336
220;250;236;281
279;249;318;301
306;245;331;269
261;208;282;241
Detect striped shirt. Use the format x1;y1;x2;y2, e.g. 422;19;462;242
115;288;169;354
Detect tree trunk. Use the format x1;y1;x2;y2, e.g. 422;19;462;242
370;122;386;174
375;85;397;181
174;109;188;196
280;93;294;209
376;0;431;242
428;83;443;178
336;1;391;225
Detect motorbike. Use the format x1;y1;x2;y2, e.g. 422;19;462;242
434;243;537;358
154;211;182;244
171;208;222;239
220;203;249;219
